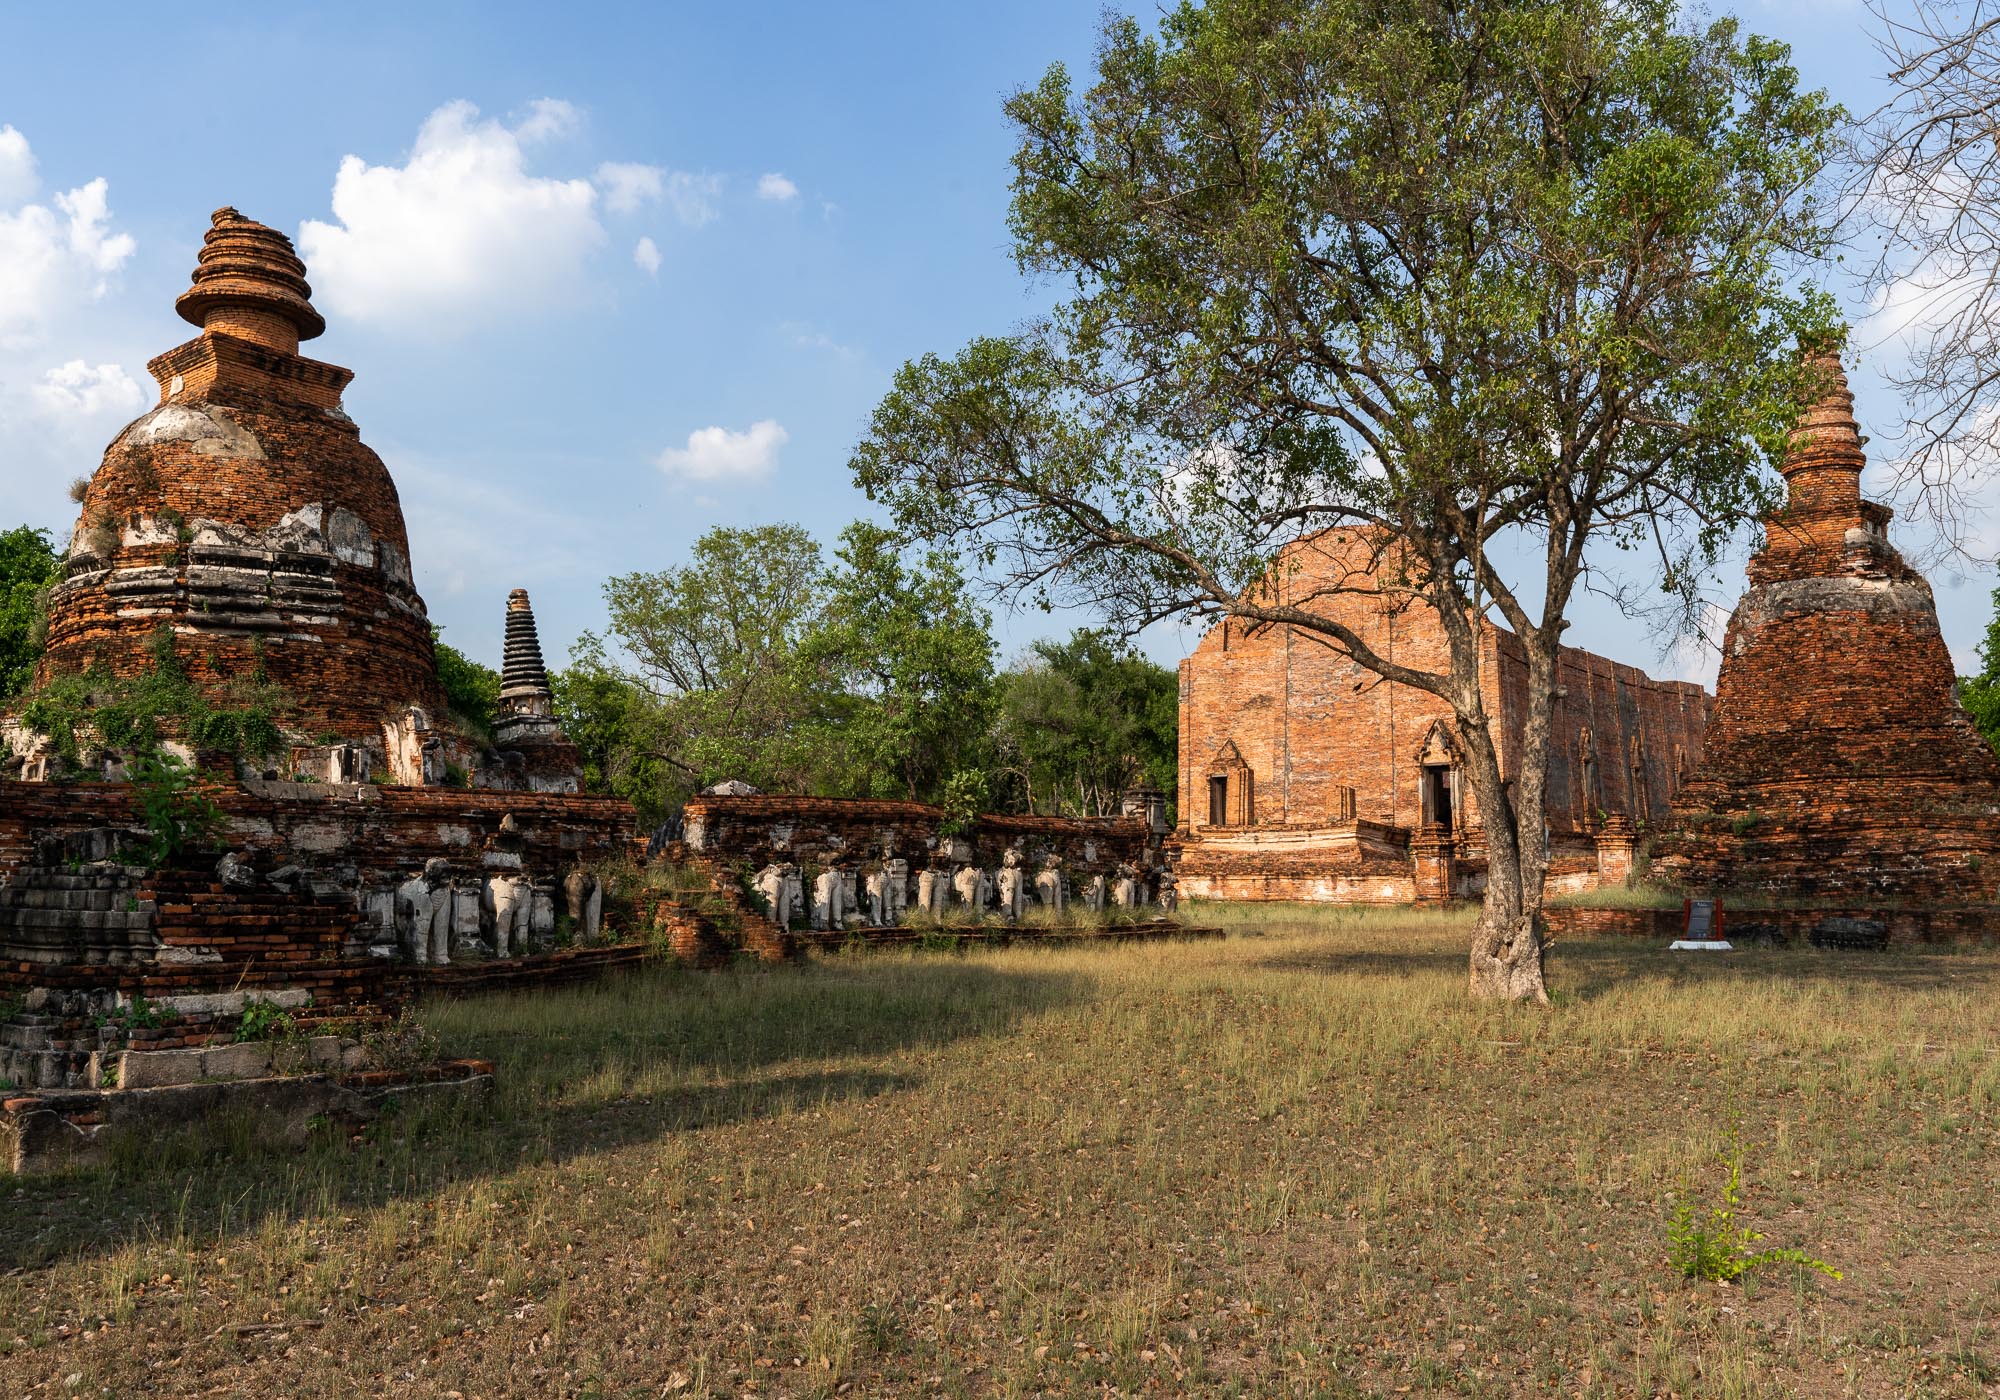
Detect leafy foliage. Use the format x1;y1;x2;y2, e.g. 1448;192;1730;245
20;626;290;772
802;522;998;802
1958;579;2000;756
1669;1134;1841;1284
993;629;1176;817
234;997;300;1044
566;521;1001;813
0;524;62;700
433;628;501;739
936;769;989;838
128;748;223;867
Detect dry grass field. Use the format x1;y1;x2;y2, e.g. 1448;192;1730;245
5;903;2000;1398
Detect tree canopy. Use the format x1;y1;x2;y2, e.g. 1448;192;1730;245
852;0;1842;1000
993;629;1178;818
0;525;62;701
555;521;1006;821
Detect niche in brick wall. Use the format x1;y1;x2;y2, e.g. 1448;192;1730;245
1205;740;1254;827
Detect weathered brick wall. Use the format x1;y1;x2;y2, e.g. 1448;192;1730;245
1654;359;2000;918
0;779;641;999
682;795;1157;878
1178;530;1706;841
1174;529;1708;902
0;781;636;890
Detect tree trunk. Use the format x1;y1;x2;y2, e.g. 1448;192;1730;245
1467;868;1549;1004
1449;648;1550;1005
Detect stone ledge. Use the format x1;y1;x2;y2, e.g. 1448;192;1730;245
1;1060;495;1175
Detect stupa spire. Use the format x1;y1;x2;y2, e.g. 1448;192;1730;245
499;589;554;719
174;206;326;354
1779;351;1866;515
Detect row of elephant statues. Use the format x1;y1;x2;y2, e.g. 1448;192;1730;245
750;847;1178;931
390;859;605;966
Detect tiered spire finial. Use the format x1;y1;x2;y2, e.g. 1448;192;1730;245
1779;351;1866;511
174;206;326;352
499;589;554;719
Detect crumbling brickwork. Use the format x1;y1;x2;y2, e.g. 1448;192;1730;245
1653;358;2000;929
32;208;447;740
682;794;1159;885
1175;529;1706;901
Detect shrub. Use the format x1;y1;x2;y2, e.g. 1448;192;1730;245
1669;1130;1841;1284
234;997;299;1044
128;748;222;867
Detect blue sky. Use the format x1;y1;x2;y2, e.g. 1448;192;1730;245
1;0;1984;686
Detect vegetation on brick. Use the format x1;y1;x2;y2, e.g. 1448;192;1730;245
18;625;290;772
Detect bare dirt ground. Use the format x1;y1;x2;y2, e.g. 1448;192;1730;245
4;903;1998;1398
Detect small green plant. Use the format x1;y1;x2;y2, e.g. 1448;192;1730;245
234;998;298;1044
1729;806;1763;836
110;995;169;1031
936;769;988;840
1669;1131;1841;1284
128;747;223;866
918;929;963;955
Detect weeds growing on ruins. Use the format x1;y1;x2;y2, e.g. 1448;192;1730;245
854;0;1845;1001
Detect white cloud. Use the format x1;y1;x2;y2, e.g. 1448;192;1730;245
0;135;137;349
298;100;606;330
663;171;721;227
595;161;719;227
32;360;144;418
633;236;661;276
780;321;862;363
514;98;581;145
596;161;663;214
655;419;788;483
0;125;35;206
756;172;799;202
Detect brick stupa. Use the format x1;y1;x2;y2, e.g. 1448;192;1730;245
1654;354;2000;934
35;207;448;740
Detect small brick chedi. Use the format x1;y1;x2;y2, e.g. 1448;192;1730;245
1175;529;1709;902
1653;357;2000;937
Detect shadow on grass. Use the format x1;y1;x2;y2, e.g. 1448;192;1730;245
1245;932;2000;1003
0;957;1088;1271
1546;935;2000;1001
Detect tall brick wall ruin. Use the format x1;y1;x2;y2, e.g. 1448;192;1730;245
1654;358;2000;925
1174;529;1706;903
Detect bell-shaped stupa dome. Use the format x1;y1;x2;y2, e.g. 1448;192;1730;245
33;206;447;751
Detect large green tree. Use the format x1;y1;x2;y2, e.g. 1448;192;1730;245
564;521;1001;814
852;0;1841;1000
994;629;1177;817
804;522;998;802
580;523;830;803
1958;579;2000;756
1;526;62;700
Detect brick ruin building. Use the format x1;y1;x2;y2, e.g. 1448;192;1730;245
1174;530;1709;903
0;210;640;1162
0;205;1192;1172
1652;357;2000;940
